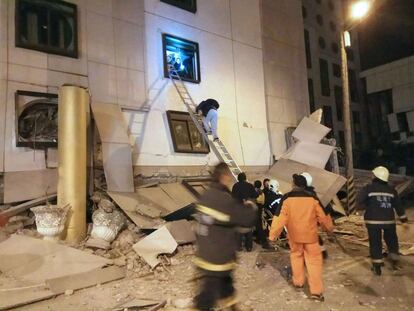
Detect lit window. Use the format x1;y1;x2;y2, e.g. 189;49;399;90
15;0;78;58
167;111;209;154
163;34;200;83
161;0;197;13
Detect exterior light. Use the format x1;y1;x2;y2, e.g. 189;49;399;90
350;0;371;19
344;31;351;47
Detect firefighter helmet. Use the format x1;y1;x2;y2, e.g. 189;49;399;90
300;172;313;187
372;166;389;182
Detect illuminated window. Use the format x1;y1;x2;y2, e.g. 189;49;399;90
161;0;196;13
163;34;200;83
15;0;78;58
167;111;209;154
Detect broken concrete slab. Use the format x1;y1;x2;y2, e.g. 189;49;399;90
268;159;346;206
102;143;134;193
165;220;196;244
45;266;125;293
112;298;163;311
136;187;181;214
0;194;57;219
0;235;112;283
292;117;331;143
91;102;129;144
108;191;164;218
283;141;334;169
159;183;197;208
133;226;178;268
3;169;58;203
0;285;56;310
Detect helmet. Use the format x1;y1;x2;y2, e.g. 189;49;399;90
269;179;280;193
300;172;313;187
372;166;389;182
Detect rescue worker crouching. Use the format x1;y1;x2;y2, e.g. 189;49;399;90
358;166;408;275
194;163;257;311
269;174;334;302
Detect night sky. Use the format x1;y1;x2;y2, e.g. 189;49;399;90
357;0;414;71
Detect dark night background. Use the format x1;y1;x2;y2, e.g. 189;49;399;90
358;0;414;70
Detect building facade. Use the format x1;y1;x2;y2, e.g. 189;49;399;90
360;56;414;175
0;0;309;201
301;0;368;165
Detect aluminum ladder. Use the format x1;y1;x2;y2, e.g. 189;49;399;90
168;65;242;180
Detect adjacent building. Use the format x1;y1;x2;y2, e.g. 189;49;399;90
0;0;310;202
301;0;368;165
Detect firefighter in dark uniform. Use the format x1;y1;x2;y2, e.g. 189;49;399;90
193;163;257;310
358;166;408;275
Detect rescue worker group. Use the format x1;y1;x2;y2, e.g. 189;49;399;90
191;163;409;310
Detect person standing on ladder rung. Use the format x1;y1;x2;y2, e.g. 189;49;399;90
196;98;220;142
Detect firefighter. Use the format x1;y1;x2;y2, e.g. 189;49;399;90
301;172;329;259
269;174;334;302
232;172;258;251
253;180;270;249
193;163;257;311
358;166;408;275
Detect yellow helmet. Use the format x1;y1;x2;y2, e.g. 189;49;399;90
372;166;389;182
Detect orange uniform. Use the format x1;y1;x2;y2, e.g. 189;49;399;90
269;190;334;295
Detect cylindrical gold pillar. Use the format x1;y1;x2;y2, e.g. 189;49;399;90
58;85;89;242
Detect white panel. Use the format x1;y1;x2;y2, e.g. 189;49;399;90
116;68;146;109
407;111;414;132
87;61;118;104
285;141;334;169
230;0;261;48
239;127;271;166
266;96;297;125
86;12;115;65
114;20;145;71
387;113;399;133
8;63;47;86
292;117;331;142
268;122;289;157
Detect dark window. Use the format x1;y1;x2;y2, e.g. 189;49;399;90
331;42;339;54
323;105;334;132
163;34;200;83
338;130;345;148
353;111;360;124
332;63;341;77
15;0;78;58
161;0;197;13
329;21;337;32
316;14;323;26
355;131;362;147
167;110;209;154
319;59;330;96
347;48;354;62
334;86;343;121
304;30;312;68
318;37;326;49
328;0;335;11
348;69;358;102
397;112;409;132
302;6;307;18
15;90;58;148
366;89;393;139
308;79;315;112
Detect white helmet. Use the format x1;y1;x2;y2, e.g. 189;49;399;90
300;172;313;187
269;179;280;193
372;166;389;182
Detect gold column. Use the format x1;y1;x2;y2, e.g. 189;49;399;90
58;85;89;242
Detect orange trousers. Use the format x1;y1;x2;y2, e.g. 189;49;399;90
289;241;323;295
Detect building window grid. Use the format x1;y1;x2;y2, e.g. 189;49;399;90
319;58;330;97
304;29;312;69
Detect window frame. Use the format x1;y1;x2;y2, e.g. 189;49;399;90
15;0;78;58
319;58;331;97
161;0;197;13
166;110;210;154
162;33;201;84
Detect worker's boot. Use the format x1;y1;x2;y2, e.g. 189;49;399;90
310;294;325;302
371;263;382;276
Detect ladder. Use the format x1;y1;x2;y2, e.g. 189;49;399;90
167;65;242;180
